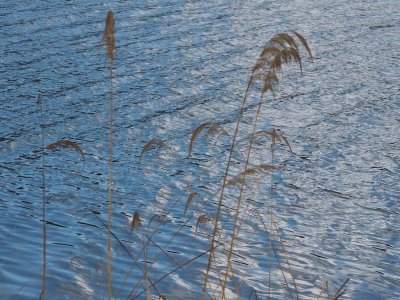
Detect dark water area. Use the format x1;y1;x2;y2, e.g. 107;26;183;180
1;0;399;299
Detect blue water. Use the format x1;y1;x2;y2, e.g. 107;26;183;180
1;0;399;299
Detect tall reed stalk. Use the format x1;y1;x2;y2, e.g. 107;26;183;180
103;10;115;300
38;94;47;300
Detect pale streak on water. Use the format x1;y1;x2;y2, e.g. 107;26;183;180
0;0;399;299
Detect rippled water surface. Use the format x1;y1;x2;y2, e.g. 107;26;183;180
1;0;399;299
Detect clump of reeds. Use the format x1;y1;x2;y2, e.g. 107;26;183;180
201;31;313;299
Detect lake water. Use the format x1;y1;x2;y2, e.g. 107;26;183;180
1;0;399;299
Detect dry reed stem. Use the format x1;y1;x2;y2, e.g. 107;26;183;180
253;129;293;158
221;87;267;298
270;210;299;299
103;10;115;300
133;243;220;299
333;278;350;299
201;47;262;298
38;94;46;300
126;192;202;297
89;211;162;299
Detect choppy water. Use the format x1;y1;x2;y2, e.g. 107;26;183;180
1;0;399;299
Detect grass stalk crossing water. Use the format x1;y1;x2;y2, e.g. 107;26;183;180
38;94;47;300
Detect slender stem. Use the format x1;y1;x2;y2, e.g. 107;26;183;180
107;62;114;300
201;68;257;299
221;91;265;298
38;94;46;300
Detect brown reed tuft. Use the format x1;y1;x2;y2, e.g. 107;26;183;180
103;11;115;61
131;211;142;230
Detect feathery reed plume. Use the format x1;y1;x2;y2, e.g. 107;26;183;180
225;164;276;187
189;122;229;157
38;94;46;300
46;140;85;158
195;215;213;233
148;213;169;228
189;123;211;157
140;138;168;161
102;10;116;300
253;129;293;157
